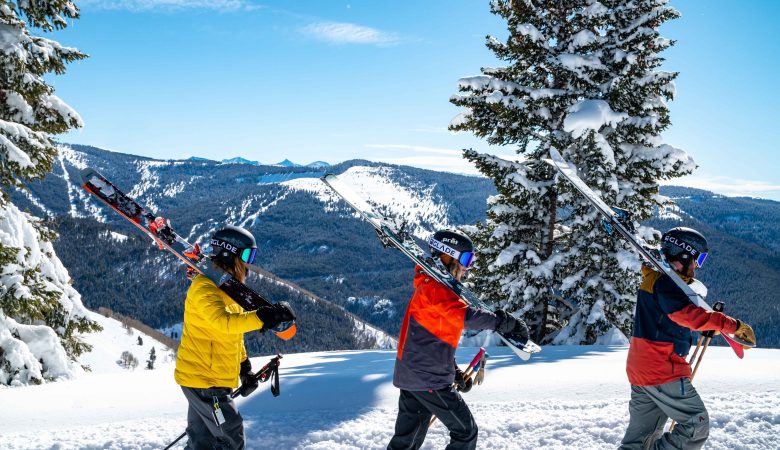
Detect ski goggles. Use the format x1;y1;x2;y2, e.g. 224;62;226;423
695;252;708;268
211;237;257;264
429;237;476;268
241;247;257;265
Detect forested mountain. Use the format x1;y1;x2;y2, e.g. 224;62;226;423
11;144;779;350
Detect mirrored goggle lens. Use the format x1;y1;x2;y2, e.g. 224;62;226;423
241;247;257;264
458;251;475;268
695;252;708;268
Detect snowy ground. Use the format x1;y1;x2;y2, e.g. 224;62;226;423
1;329;778;450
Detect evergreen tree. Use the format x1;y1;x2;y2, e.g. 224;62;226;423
451;0;694;343
461;150;561;342
0;0;99;386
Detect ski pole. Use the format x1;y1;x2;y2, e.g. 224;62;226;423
429;348;486;427
163;354;283;450
669;302;724;432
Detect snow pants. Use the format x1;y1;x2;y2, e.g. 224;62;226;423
387;388;478;450
181;386;245;450
620;378;709;450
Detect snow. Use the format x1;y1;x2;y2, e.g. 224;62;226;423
563;99;628;138
106;231;128;243
77;310;175;374
516;23;543;42
283;166;449;238
40;93;83;128
0;344;777;449
594;327;629;346
14;186;54;218
570;29;598;48
558;53;604;70
57;146;105;221
0;123;34;168
0;202;93;385
658;203;686;221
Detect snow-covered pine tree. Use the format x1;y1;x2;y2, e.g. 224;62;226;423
0;0;100;386
552;0;695;344
451;0;695;344
450;0;608;341
461;150;560;342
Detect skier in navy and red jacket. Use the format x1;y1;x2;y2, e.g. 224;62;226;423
387;229;529;450
620;227;756;450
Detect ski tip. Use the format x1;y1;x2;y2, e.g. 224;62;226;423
79;167;101;184
272;322;297;341
722;333;747;359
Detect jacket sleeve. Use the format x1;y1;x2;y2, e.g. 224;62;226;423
464;307;499;331
194;280;264;334
432;283;498;331
656;276;738;333
667;304;738;333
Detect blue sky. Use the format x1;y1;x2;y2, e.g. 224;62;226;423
53;0;779;199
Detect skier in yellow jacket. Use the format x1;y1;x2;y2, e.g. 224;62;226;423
174;225;295;449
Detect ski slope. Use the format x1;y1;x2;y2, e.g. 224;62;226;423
1;338;778;449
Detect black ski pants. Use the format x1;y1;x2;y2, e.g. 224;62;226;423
387;388;478;450
181;386;244;450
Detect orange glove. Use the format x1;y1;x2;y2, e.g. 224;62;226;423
734;320;756;349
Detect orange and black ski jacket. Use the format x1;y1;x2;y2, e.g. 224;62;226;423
393;266;498;391
626;266;738;386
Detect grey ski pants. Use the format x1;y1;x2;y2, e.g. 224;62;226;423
181;386;244;450
387;388;478;450
619;378;709;450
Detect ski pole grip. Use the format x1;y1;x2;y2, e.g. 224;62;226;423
467;347;486;371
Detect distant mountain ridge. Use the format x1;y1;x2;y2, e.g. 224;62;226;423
12;144;780;350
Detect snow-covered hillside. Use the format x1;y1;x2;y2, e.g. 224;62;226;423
283;165;451;238
1;343;777;449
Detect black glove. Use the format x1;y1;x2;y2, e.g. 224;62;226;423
495;310;530;343
238;359;258;397
454;367;473;393
256;301;296;330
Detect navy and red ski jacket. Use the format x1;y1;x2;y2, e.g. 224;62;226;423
393;266;498;391
626;266;738;386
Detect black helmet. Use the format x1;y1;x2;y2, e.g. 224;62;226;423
429;229;475;268
210;225;257;264
661;227;708;269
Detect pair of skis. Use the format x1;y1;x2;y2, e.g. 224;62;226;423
80;169;296;341
546;147;753;357
321;175;542;361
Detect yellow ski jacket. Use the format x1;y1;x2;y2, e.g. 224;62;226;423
174;274;264;388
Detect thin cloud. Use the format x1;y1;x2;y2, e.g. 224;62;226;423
367;145;520;176
372;154;481;175
661;174;780;201
78;0;261;11
367;144;463;156
299;21;400;45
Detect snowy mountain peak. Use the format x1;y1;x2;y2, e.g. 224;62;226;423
276;158;301;167
222;157;259;165
306;161;331;168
